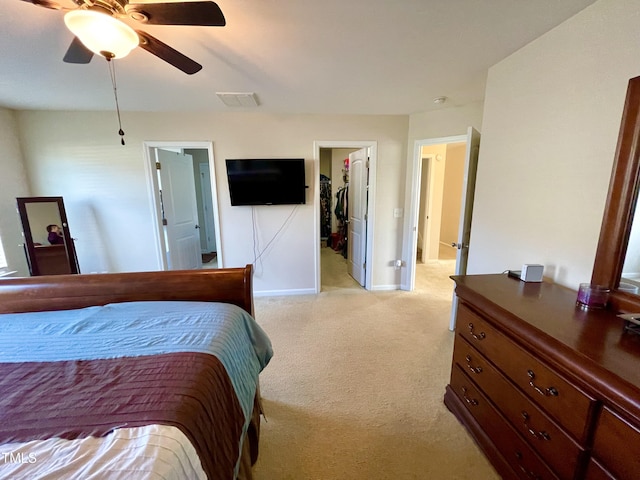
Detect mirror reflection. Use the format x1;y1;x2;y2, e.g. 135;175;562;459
16;197;80;276
621;202;640;294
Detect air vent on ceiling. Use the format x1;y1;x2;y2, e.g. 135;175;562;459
216;92;259;107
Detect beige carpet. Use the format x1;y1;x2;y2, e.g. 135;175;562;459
251;247;499;479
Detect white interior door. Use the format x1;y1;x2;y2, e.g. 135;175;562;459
347;148;368;286
157;149;201;270
449;127;481;330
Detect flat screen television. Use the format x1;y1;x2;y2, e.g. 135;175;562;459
226;158;306;206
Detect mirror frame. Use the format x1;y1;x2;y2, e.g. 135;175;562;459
16;196;80;276
591;75;640;313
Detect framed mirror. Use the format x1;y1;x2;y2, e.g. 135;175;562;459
591;75;640;313
16;197;80;276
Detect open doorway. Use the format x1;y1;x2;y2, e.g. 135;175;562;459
144;141;223;271
415;143;466;265
313;140;377;293
189;150;218;268
319;147;359;291
402;128;480;329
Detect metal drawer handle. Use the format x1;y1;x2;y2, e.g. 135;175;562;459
514;451;542;480
461;386;479;406
527;370;559;397
465;354;483;374
521;411;551;441
468;323;486;340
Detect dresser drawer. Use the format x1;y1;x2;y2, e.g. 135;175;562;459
584;458;616;480
450;365;559;480
457;303;595;442
591;407;640;479
453;336;580;480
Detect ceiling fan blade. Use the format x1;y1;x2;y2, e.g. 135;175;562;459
126;1;225;26
20;0;63;9
136;30;202;75
63;37;94;64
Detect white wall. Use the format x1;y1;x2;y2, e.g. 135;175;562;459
0;108;30;276
468;0;640;289
408;102;484;144
15;111;408;293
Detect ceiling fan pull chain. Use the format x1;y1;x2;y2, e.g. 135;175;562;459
106;57;126;146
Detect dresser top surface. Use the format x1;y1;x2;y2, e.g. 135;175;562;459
452;274;640;408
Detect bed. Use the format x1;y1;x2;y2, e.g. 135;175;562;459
0;265;271;480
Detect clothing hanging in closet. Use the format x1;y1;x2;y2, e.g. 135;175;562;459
320;174;331;238
334;184;348;258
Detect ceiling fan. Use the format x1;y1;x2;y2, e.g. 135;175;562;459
20;0;226;74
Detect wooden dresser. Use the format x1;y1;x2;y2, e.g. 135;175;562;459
445;274;640;480
33;244;73;275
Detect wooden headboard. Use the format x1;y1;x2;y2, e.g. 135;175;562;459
0;265;254;316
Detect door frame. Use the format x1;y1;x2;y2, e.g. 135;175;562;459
401;134;467;291
143;141;223;270
313;140;377;293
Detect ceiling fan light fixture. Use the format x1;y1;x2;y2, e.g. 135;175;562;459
64;10;139;59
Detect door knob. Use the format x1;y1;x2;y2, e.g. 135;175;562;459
451;242;468;250
195;224;200;229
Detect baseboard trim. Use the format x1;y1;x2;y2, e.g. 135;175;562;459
370;284;400;291
255;285;400;295
254;288;316;297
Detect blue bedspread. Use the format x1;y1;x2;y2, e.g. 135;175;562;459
0;301;273;423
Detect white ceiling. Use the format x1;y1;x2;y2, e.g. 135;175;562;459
0;0;598;114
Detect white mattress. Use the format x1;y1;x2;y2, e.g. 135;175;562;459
0;425;207;480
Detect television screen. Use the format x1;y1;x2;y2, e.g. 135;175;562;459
226;158;306;206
